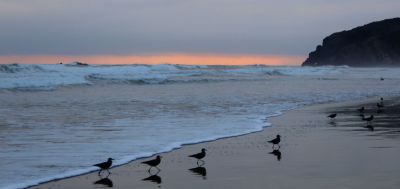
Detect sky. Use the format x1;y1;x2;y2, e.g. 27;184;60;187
0;0;399;65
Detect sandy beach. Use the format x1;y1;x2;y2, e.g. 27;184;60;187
28;97;400;189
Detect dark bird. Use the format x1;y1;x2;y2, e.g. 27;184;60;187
327;113;337;119
189;148;207;165
94;177;113;187
93;158;114;176
141;155;162;172
142;173;162;184
268;135;281;148
377;103;384;109
380;77;384;81
357;106;365;113
189;166;207;178
269;149;282;161
362;115;374;124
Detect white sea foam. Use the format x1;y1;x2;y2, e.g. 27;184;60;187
0;63;376;90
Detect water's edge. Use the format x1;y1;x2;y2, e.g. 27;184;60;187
18;96;379;189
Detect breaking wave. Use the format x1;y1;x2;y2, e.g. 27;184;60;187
0;63;354;90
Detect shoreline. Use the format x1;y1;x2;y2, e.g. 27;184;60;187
27;95;400;189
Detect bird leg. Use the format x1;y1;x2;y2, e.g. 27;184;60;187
272;144;280;150
197;160;205;166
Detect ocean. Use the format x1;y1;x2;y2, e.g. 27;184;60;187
0;63;400;189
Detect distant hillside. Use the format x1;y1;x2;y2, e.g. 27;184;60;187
302;18;400;67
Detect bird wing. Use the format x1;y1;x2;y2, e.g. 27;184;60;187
189;153;200;158
93;162;105;167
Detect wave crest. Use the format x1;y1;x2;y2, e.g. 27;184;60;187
0;63;353;90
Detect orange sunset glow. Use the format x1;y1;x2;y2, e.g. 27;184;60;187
0;54;304;66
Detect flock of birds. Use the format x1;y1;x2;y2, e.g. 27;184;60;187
93;135;282;180
327;97;385;131
91;98;386;186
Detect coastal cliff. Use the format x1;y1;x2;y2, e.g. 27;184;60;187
302;18;400;67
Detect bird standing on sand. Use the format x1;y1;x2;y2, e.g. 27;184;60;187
358;106;365;113
268;135;281;148
189;148;207;165
362;115;374;124
141;155;162;172
93;158;114;176
327;113;337;120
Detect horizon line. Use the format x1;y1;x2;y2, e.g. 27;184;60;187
0;54;305;66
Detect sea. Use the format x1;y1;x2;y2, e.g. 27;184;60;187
1;63;400;189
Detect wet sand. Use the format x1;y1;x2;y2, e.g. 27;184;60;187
30;97;400;189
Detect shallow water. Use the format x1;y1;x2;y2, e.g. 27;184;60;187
0;65;400;189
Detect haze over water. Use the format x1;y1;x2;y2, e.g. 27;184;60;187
1;63;400;189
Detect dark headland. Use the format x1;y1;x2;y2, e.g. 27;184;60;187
302;18;400;67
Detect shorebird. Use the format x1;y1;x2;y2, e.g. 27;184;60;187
327;113;337;120
141;155;162;172
188;148;207;165
362;115;374;124
93;158;114;176
357;106;365;113
268;135;281;148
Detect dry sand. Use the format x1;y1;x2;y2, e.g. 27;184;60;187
30;97;400;189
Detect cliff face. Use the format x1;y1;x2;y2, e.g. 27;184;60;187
302;18;400;67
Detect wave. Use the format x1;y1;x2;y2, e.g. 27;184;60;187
0;63;374;91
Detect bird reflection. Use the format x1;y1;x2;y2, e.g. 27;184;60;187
329;120;337;126
94;175;113;187
364;124;374;131
269;149;282;161
189;166;207;179
142;170;162;184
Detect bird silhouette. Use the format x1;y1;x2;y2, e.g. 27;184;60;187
327;113;337;119
357;106;365;113
362;115;374;124
268;135;281;149
189;148;207;166
141;155;162;172
93;158;114;176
